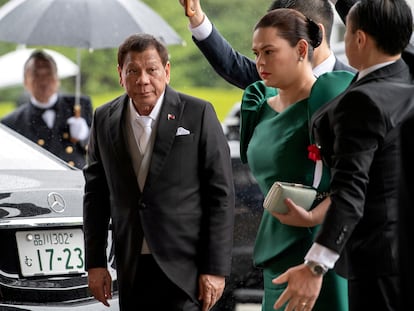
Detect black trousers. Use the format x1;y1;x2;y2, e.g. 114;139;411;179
348;275;400;311
131;255;200;311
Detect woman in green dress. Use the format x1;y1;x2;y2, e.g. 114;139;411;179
240;9;354;311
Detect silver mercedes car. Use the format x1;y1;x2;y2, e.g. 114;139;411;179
0;123;118;310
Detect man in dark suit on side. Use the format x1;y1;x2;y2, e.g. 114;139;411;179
330;1;414;308
1;50;92;169
179;0;355;90
399;111;414;309
271;1;414;310
82;34;235;311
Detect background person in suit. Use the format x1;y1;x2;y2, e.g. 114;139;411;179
83;34;235;311
179;0;355;90
1;50;92;169
272;1;414;310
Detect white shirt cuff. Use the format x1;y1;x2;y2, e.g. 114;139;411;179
189;14;213;41
304;243;340;269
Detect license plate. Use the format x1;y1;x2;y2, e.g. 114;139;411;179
16;229;85;277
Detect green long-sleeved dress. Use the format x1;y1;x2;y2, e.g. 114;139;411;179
240;71;355;311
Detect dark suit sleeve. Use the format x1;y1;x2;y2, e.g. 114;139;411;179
399;113;414;306
83;109;111;270
198;102;235;275
1;110;19;130
315;91;386;253
193;25;260;89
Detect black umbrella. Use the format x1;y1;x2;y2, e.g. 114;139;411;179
0;0;183;103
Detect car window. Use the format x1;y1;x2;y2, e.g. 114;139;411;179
0;125;68;170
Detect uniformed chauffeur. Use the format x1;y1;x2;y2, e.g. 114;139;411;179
1;50;92;169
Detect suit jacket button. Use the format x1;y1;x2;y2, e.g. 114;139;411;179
37;139;45;146
68;161;75;167
336;234;344;244
336;226;348;245
65;146;74;154
63;132;69;139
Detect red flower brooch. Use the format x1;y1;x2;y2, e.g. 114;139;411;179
308;144;321;162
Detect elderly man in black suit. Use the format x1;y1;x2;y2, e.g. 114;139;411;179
82;34;235;311
1;50;92;169
271;1;414;310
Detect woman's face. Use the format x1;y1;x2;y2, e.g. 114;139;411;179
252;27;302;89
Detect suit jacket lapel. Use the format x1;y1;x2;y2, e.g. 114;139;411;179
145;86;184;188
108;94;139;183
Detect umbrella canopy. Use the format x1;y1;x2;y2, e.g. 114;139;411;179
0;0;183;48
0;47;79;89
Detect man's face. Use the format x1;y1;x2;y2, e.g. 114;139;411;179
24;59;59;104
118;48;170;115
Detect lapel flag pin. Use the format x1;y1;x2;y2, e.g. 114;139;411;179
168;113;176;120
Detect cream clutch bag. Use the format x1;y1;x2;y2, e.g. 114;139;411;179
263;182;317;214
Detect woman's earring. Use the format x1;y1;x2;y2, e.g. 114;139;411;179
299;56;304;61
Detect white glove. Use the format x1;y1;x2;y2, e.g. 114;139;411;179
67;116;89;141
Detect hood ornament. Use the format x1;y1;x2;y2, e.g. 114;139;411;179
47;192;66;213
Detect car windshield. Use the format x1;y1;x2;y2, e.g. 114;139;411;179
0;126;67;170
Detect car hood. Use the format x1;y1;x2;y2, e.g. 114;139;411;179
0;170;84;227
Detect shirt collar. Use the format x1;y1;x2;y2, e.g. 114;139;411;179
357;60;396;81
129;91;165;125
312;52;336;77
30;93;58;109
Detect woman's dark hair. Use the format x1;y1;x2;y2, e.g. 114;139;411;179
348;0;413;55
118;33;169;68
254;8;322;60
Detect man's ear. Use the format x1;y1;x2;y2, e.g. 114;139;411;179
117;64;123;87
318;23;326;42
356;30;367;49
165;61;171;84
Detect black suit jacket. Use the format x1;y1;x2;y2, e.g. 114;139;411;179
311;59;414;278
83;85;235;310
399;111;414;306
193;25;356;89
1;94;92;168
335;0;414;303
